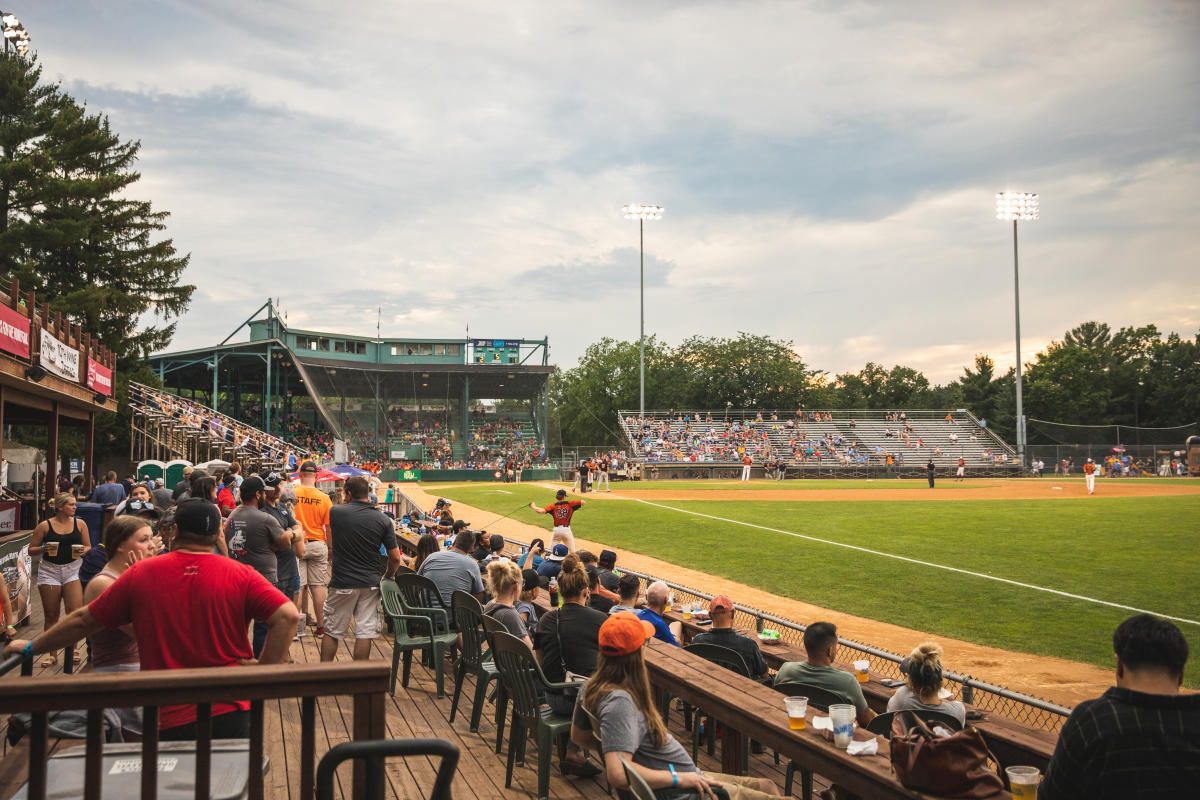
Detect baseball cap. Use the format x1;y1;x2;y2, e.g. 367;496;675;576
263;471;284;488
522;569;541;592
555;489;567;499
598;612;655;657
599;549;617;568
546;543;568;561
709;595;734;614
240;476;267;501
174;498;221;536
452;519;470;531
299;460;318;473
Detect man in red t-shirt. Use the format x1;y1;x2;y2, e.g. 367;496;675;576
529;489;583;553
5;499;299;740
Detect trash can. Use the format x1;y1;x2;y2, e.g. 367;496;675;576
73;502;105;541
14;739;267;799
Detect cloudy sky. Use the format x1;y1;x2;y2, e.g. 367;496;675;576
33;1;1200;382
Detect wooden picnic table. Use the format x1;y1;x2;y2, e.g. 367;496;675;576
665;611;1056;771
643;639;1013;800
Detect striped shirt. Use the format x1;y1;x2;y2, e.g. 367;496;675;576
1039;686;1200;799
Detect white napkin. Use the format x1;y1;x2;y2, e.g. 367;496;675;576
811;715;833;731
846;737;878;756
938;688;952;700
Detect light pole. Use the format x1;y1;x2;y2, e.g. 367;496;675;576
1;12;31;56
622;203;663;423
995;191;1038;467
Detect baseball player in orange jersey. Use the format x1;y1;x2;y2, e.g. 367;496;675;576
1084;458;1097;494
530;489;583;552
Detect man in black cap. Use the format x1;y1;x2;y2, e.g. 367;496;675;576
6;498;299;740
226;476;295;657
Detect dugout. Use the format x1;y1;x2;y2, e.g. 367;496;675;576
148;300;554;463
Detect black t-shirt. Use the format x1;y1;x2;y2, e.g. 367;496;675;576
691;627;769;677
533;603;607;686
328;501;398;589
597;567;620;592
589;594;615;614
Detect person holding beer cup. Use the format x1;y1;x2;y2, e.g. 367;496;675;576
29;494;92;667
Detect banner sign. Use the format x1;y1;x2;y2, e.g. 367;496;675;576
39;328;80;382
397;469;422;482
0;304;31;359
0;529;33;626
86;357;113;396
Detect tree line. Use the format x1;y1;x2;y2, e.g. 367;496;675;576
549;324;1200;448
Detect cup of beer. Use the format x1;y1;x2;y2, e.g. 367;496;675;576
784;697;808;731
1006;766;1040;799
72;544;85;559
853;659;870;683
45;541;59;558
829;704;856;749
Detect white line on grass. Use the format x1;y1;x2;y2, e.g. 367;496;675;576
625;497;1200;627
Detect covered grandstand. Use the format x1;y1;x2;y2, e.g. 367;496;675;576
621;409;1021;478
143;301;554;476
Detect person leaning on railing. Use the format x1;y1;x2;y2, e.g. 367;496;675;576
4;499;301;742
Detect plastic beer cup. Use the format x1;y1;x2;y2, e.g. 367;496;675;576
853;659;870;683
72;544;85;559
1006;766;1040;800
784;697;808;731
829;704;855;749
45;541;59;558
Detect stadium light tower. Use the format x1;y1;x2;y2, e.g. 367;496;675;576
623;203;663;422
995;191;1038;468
1;12;32;57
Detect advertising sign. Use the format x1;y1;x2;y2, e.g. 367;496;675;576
388;443;424;462
86;357;113;396
397;469;422;482
0;530;33;626
39;328;80;382
0;303;31;359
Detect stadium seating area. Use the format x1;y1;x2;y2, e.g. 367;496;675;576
620;409;1020;474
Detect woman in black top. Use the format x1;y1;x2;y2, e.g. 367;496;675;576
29;493;91;666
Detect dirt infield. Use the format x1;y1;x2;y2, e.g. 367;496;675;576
401;483;1116;708
594;479;1200;503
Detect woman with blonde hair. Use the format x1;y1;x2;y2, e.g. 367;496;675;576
887;642;966;725
572;613;784;799
483;558;531;647
29;493;91;666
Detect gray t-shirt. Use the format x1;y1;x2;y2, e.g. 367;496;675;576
329;501;398;589
225;505;284;583
483;601;527;639
417;549;484;608
886;685;967;726
574;688;698;800
264;502;300;587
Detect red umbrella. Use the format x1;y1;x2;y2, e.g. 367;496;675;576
289;468;345;483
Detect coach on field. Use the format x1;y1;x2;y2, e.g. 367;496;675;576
530;489;583;554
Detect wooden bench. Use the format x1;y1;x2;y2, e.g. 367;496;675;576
643;639;1012;799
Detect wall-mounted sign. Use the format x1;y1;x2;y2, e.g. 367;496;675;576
0;304;30;359
86;357;113;396
39;328;80;382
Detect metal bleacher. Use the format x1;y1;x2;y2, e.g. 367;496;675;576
129;382;309;473
619;409;1021;477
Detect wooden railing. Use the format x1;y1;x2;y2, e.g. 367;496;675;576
0;661;389;800
1;277;116;377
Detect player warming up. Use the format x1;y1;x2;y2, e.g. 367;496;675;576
1084;457;1097;495
530;489;583;553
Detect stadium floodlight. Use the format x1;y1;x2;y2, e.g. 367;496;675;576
622;203;664;422
995;191;1038;468
1;11;30;57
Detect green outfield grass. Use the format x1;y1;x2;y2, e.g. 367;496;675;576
435;482;1200;687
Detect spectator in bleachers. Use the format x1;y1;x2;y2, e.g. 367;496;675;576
572;612;785;799
516;568;542;630
886;642;965;725
605;572;640;615
411;533;440;572
416;528;484;609
1040;614;1199;798
691;595;768;679
596;549;620;593
483;559;532;646
637;580;681;646
775;622;875;726
536;543;569;580
517;538;545;571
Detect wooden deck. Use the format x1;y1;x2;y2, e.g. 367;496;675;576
0;610;814;799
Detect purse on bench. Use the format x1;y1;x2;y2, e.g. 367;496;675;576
889;712;1004;798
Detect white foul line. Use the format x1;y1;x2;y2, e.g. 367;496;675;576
625;496;1200;627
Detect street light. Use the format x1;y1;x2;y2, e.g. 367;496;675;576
622;203;663;423
1;12;31;57
995;191;1039;467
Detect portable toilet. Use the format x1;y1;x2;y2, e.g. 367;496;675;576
165;459;191;488
136;460;166;483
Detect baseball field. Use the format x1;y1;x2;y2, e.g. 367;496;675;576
434;477;1200;688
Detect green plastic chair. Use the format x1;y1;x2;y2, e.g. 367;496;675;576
620;758;729;800
449;591;502;733
381;577;458;698
480;615;512;754
683;644;751;769
490;630;583;800
867;708;963;739
774;682;854;800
